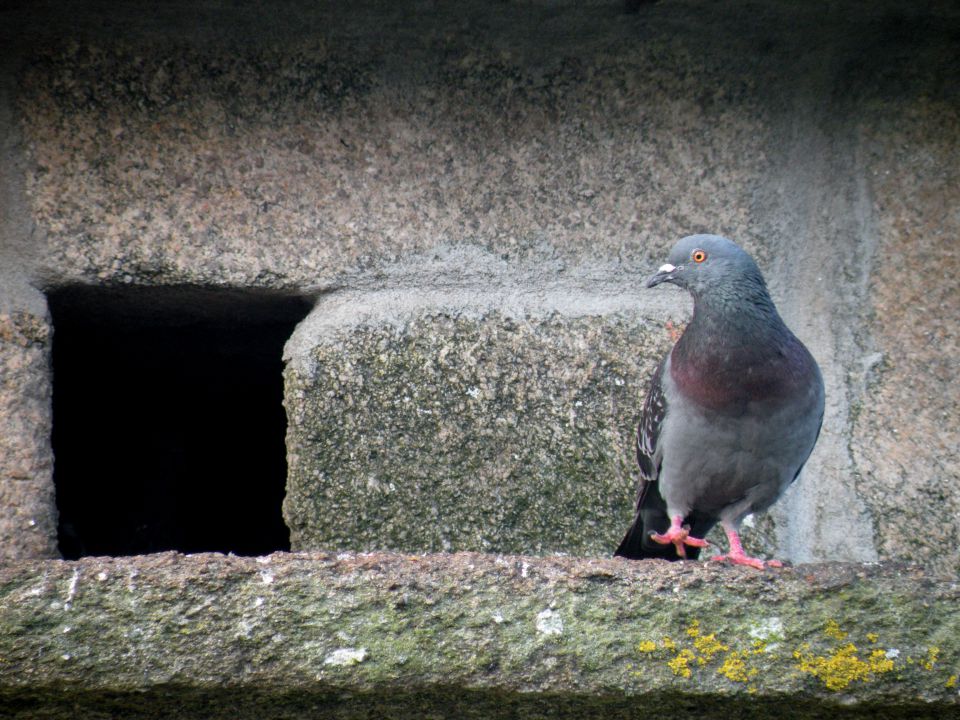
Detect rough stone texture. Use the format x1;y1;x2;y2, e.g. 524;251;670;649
284;256;683;554
0;0;956;571
0;554;957;719
849;47;960;577
15;3;767;289
747;1;960;577
0;311;58;561
0;45;58;561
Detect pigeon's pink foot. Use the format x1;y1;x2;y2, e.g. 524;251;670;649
651;515;710;558
710;550;779;570
711;525;783;570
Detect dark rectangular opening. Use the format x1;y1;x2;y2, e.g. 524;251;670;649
48;286;312;558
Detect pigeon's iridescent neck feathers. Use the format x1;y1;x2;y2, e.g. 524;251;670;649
670;280;816;413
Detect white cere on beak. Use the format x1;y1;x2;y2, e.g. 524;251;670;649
658;263;676;273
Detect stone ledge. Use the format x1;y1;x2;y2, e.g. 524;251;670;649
0;553;956;718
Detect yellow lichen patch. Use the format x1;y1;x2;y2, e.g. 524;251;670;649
668;649;695;678
682;620;729;665
634;622;762;685
868;649;895;674
945;674;957;689
718;650;759;684
920;647;940;671
866;633;879;644
693;630;728;665
794;642;896;692
824;620;848;641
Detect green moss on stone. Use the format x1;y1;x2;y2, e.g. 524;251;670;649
284;311;671;555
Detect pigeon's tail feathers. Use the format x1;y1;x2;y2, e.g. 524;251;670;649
614;513;697;560
614;479;715;561
615;479;681;560
614;513;649;559
615;518;683;560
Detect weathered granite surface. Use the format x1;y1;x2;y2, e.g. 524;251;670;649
284;284;677;555
0;51;58;561
0;310;57;561
0;554;957;719
851;83;960;575
283;246;772;558
15;2;769;289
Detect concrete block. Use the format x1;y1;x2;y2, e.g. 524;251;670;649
14;1;768;290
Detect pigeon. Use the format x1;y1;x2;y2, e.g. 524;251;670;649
615;235;824;569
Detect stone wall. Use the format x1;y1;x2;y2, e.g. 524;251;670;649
1;2;958;567
1;1;959;715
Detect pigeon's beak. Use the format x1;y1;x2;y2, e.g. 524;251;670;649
646;263;679;288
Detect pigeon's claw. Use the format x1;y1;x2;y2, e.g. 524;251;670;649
710;551;777;570
650;515;709;558
711;524;784;570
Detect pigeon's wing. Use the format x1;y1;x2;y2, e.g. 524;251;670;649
635;355;667;482
615;356;680;559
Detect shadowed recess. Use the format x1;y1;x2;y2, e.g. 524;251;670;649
48;285;312;558
0;685;947;720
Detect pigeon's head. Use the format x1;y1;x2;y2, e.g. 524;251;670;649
647;234;764;295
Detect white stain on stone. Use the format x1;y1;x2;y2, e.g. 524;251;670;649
748;617;784;649
260;571;274;585
535;608;563;636
324;647;367;666
236;619;253;639
885;648;900;659
64;569;79;609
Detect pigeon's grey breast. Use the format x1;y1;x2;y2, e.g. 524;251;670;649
657;346;824;524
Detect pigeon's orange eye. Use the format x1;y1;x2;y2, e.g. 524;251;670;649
692;249;707;263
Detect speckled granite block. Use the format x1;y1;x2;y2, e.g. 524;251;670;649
16;3;768;290
0;310;58;560
283;287;677;555
1;48;59;560
851;98;960;578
